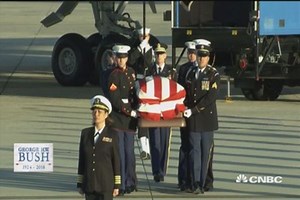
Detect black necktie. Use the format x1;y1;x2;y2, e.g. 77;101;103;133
94;131;100;143
195;69;200;79
158;67;161;75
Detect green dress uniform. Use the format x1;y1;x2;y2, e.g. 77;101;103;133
185;65;219;131
185;64;220;192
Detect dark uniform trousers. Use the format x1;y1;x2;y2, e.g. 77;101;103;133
116;129;137;190
85;192;112;200
205;142;214;189
108;66;138;191
177;61;195;187
185;65;220;190
178;126;191;186
149;127;171;177
189;131;214;188
146;63;176;178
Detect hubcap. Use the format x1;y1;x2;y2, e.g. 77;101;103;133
101;49;116;71
58;47;76;75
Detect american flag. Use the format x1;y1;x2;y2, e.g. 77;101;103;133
136;76;186;121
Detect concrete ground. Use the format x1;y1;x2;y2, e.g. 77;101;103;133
0;2;300;200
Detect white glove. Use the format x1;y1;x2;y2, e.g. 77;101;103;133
139;39;151;52
139;39;148;49
184;109;192;118
130;110;138;118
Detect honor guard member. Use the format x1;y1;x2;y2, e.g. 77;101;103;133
177;41;197;191
77;95;121;200
193;38;215;192
128;27;155;160
183;39;220;194
146;43;176;182
128;27;154;79
108;45;138;195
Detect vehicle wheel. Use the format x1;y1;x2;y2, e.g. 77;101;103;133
87;33;102;50
52;33;92;86
261;79;283;101
95;34;130;94
86;33;102;85
241;88;255;100
243;80;283;101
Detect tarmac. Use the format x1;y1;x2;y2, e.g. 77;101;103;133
0;2;300;200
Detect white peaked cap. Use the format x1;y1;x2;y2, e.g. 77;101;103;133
137;27;151;35
90;95;112;114
112;45;131;54
193;39;211;47
185;41;196;50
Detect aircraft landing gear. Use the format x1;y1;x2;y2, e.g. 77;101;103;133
52;33;92;86
86;33;102;85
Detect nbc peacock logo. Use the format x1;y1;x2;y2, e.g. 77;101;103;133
236;174;248;183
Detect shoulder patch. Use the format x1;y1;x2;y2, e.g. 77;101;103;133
212;82;218;89
110;83;117;91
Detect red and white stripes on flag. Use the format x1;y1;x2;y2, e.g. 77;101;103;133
136;76;186;121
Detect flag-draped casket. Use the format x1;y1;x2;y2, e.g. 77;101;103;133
135;76;186;121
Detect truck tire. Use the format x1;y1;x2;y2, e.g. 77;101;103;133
87;33;102;85
242;80;283;101
241;88;255;100
87;33;102;49
255;79;283;101
52;33;92;86
95;34;130;92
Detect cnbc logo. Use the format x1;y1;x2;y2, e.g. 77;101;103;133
236;174;248;183
236;174;282;184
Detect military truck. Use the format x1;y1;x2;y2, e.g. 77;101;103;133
167;1;300;100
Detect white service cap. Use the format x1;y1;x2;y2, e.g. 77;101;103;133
137;27;151;35
193;39;212;56
90;95;112;114
193;39;211;47
112;45;131;57
185;41;196;50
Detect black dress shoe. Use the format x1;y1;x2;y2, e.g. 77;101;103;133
154;174;161;182
118;189;125;196
179;183;186;191
193;187;204;194
125;185;137;193
125;187;132;194
185;187;193;193
179;183;191;191
193;187;201;194
159;175;164;182
200;187;205;194
204;186;213;191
